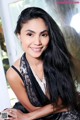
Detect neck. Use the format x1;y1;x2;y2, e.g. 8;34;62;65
25;53;43;67
25;53;44;81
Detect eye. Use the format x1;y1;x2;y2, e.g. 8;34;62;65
42;33;48;37
26;33;33;36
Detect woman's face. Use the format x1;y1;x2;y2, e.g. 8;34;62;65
18;18;49;58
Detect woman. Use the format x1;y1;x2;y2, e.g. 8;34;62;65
6;7;80;120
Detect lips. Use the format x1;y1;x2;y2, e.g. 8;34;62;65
31;47;43;52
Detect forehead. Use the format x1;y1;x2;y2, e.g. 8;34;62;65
21;18;48;31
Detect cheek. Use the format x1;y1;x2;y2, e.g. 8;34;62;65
21;41;28;51
22;38;30;47
21;43;26;51
42;41;49;50
44;39;49;47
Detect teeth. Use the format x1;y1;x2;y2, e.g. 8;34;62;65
31;48;42;52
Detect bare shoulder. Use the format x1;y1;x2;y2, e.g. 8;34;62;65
6;58;22;84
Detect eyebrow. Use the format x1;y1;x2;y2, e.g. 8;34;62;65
25;30;48;34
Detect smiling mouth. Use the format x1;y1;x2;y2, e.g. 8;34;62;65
31;47;43;52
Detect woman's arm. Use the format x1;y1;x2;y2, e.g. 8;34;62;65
6;62;67;119
24;104;54;120
6;65;39;112
6;66;55;119
7;104;67;120
4;104;55;120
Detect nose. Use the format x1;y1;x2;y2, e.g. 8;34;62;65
34;36;41;45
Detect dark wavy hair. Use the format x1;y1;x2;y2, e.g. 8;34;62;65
15;7;77;110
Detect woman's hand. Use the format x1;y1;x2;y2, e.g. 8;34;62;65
9;109;31;120
3;108;31;120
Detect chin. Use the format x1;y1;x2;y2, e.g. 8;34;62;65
31;53;42;58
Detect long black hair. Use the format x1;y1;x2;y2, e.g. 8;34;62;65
15;7;77;109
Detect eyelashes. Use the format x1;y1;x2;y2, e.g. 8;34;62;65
26;33;33;36
26;33;49;37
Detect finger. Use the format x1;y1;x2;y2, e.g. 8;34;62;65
8;112;17;119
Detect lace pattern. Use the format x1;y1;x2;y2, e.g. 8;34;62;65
20;54;42;107
59;110;80;120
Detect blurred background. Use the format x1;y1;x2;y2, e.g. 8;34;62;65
0;0;80;111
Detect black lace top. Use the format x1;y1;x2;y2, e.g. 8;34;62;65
12;53;80;120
